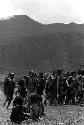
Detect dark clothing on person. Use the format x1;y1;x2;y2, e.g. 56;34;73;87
4;79;15;109
10;105;30;124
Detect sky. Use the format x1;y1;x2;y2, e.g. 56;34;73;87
0;0;84;24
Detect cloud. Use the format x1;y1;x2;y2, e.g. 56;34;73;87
12;0;40;14
0;0;84;23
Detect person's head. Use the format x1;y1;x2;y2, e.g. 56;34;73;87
29;70;34;77
13;96;24;107
9;73;14;80
18;79;26;88
38;72;43;78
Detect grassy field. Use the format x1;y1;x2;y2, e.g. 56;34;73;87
0;90;84;125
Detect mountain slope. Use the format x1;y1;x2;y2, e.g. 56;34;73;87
0;15;84;74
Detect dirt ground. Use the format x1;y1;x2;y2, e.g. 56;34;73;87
0;90;84;125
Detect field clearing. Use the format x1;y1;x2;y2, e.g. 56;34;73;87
0;91;84;125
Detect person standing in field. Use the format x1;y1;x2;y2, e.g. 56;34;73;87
3;73;15;109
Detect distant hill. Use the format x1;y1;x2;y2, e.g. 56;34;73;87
0;15;84;75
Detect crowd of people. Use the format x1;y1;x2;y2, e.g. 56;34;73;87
2;68;84;123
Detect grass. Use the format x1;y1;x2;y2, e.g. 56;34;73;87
0;90;84;125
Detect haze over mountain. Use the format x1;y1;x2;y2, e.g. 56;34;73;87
0;15;84;75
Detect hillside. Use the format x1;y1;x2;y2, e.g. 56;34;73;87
0;15;84;74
